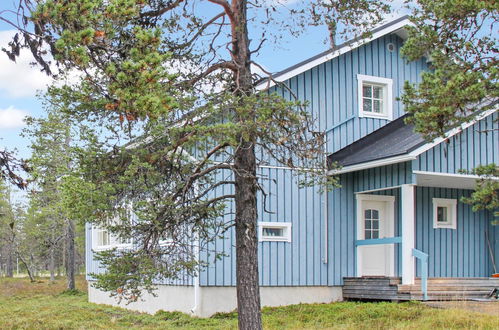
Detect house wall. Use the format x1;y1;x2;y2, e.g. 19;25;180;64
412;112;498;277
269;34;429;155
85;222;194;286
85;31;433;289
414;186;497;277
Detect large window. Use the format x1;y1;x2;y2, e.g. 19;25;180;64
357;74;393;120
432;198;457;229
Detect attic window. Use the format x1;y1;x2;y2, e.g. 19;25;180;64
259;222;292;242
357;74;393;120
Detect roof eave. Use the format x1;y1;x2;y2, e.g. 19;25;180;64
328;107;498;175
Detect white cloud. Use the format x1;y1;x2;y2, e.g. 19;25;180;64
0;106;29;129
0;30;52;98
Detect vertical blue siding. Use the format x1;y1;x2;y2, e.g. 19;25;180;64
414;112;498;173
415;187;496;277
199;167;328;286
411;115;498;277
269;34;429;155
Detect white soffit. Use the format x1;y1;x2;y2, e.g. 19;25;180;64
414;170;498;190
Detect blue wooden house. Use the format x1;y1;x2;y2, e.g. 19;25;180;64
86;16;499;316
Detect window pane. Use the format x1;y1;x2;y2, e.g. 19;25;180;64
363;99;372;113
373;100;382;113
363;85;372;97
372;230;379;239
263;227;283;237
373;220;379;230
365;209;372;219
100;230;109;246
437;206;448;223
365;220;371;229
365;230;371;239
372;210;379;219
373;86;382;98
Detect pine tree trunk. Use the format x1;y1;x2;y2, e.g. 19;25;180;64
6;247;13;277
234;145;261;330
231;1;262;329
66;219;76;290
49;246;55;282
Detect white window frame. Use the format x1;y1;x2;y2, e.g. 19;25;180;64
92;216;133;251
357;74;393;120
258;222;292;242
432;198;457;229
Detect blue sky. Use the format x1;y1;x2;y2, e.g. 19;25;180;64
0;0;406;161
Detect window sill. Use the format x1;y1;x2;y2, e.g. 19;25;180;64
360;113;392;120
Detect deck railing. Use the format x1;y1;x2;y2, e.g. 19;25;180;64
354;237;429;301
412;248;429;300
354;236;402;246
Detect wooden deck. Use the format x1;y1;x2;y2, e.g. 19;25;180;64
343;277;499;301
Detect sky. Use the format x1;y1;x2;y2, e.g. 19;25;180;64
0;0;407;174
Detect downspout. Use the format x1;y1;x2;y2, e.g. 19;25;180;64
323;187;328;264
323;135;328;264
191;233;201;315
189;177;202;316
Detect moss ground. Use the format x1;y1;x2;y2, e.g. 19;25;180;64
0;276;497;329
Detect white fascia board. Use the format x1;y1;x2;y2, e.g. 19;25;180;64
328;107;497;176
328;154;417;175
256;18;413;91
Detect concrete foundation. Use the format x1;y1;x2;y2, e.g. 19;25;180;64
88;283;343;317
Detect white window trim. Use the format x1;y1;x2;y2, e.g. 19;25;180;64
432;198;457;229
92;224;133;251
357;74;393;120
258;222;292;242
92;204;137;251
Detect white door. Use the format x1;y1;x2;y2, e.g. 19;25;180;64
357;198;395;276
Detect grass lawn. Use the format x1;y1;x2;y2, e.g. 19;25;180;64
1;276;498;329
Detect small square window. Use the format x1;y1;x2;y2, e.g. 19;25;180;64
259;222;292;242
357;74;393;120
433;198;457;229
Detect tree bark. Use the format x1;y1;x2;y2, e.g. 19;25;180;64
6;247;13;277
231;1;262;329
49;246;55;282
17;253;35;282
66;219;76;290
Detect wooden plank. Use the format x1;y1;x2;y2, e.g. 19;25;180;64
344;285;395;289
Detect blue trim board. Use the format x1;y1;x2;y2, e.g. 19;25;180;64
355;237;402;246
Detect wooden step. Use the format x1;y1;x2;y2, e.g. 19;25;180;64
414;278;499;284
398;285;497;292
343;277;498;302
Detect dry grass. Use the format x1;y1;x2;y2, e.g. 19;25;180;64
1;276;498;329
